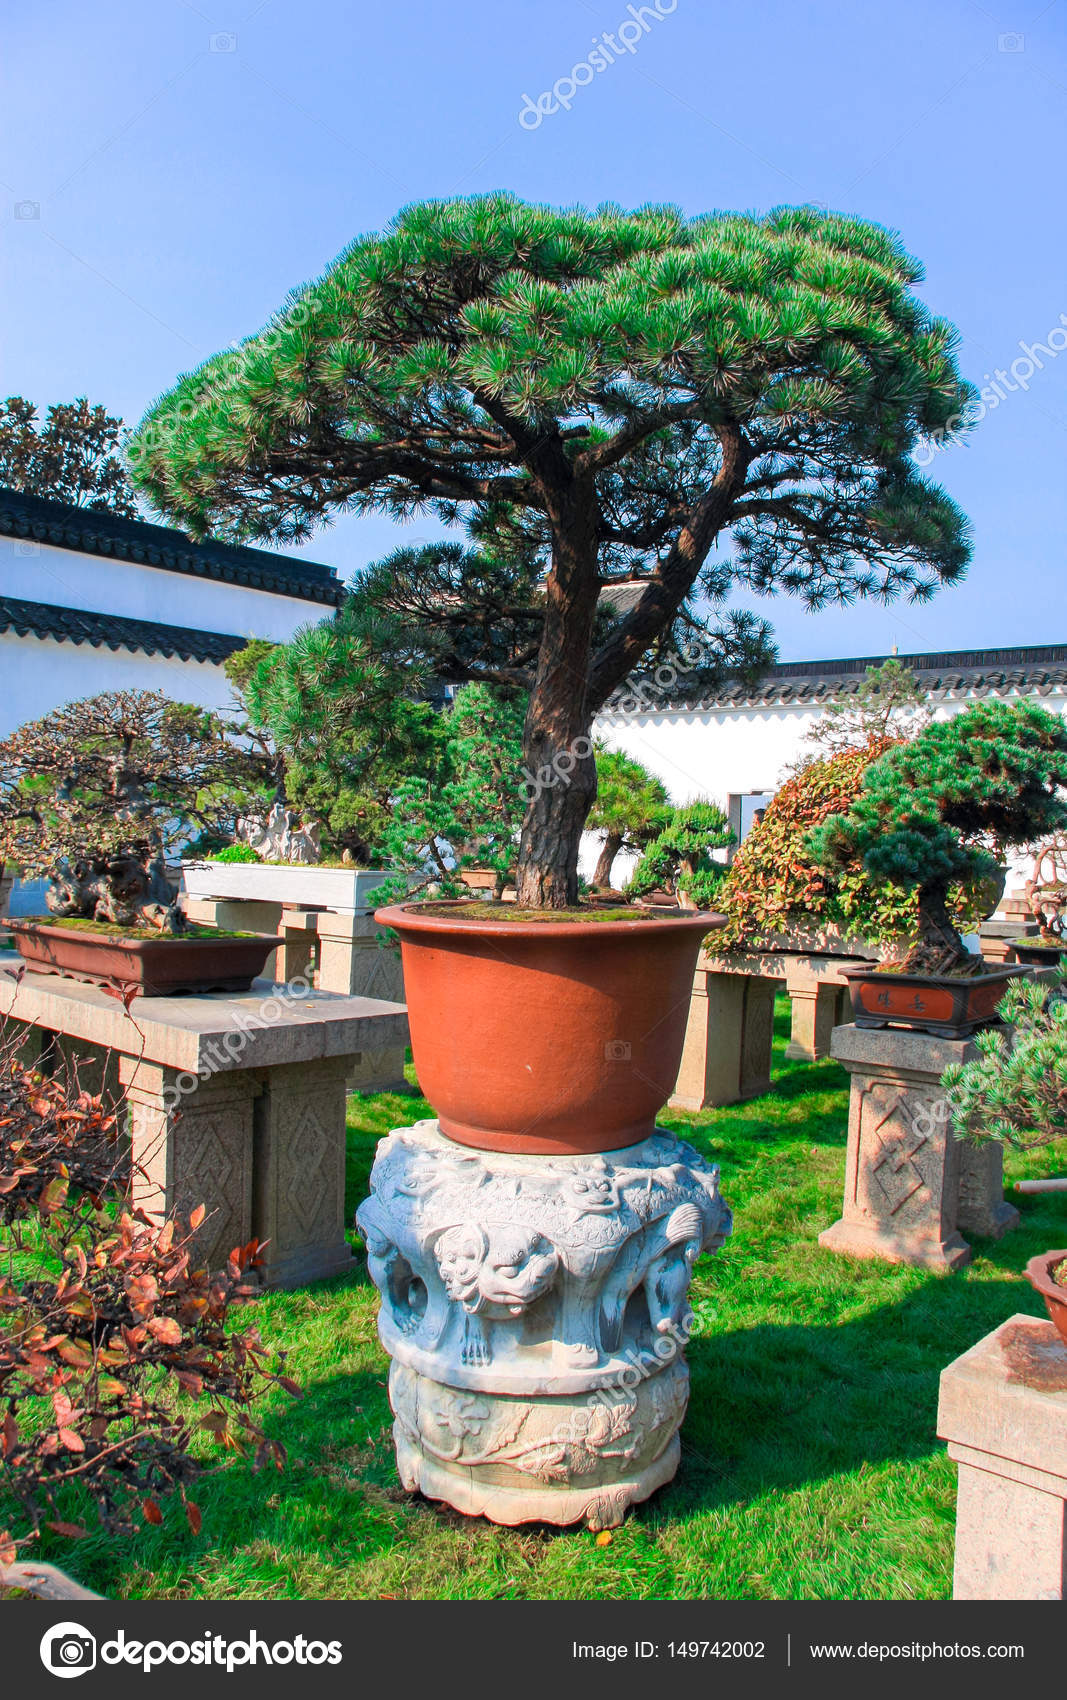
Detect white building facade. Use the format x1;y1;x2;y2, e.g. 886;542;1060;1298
0;486;345;735
587;644;1067;890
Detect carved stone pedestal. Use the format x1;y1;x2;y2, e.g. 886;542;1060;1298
357;1120;731;1529
820;1024;1019;1270
670;968;775;1110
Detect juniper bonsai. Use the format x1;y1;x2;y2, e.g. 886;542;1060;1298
808;701;1067;975
0;691;262;932
943;972;1067;1150
129;195;975;906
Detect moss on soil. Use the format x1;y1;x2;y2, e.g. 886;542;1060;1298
413;902;695;922
14;918;258;941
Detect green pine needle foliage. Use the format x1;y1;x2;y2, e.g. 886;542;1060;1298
944;974;1067;1150
628;801;734;908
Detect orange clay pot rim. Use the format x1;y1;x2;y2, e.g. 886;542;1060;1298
1026;1249;1067;1298
374;901;727;940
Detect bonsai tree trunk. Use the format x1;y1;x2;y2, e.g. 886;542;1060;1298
514;501;600;908
906;879;971;975
47;851;186;934
592;833;623;890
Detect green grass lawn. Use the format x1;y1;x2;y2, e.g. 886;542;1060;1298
9;998;1065;1601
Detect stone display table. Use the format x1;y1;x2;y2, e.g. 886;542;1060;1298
182;867;410;1093
358;1120;731;1528
819;1024;1018;1269
670;947;860;1111
938;1315;1067;1599
0;955;408;1286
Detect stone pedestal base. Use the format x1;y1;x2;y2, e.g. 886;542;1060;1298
938;1315;1067;1599
670;969;774;1109
820;1024;1018;1270
358;1120;731;1528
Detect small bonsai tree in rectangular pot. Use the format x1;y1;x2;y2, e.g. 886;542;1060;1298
0;690;276;994
808;701;1067;1036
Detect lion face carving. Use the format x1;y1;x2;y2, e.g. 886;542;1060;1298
435;1224;560;1317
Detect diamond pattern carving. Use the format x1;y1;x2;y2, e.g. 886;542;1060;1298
869;1097;927;1214
284;1101;331;1235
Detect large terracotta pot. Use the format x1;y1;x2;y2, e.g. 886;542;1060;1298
375;902;723;1155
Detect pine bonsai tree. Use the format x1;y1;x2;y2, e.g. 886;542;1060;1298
0;692;262;931
129;195;975;907
232;616;441;861
373;683;527;900
629;802;734;910
587;748;670;889
808;702;1067;975
0;395;141;516
943;973;1067;1150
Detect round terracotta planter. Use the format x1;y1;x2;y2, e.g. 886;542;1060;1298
375;902;723;1155
1026;1249;1067;1349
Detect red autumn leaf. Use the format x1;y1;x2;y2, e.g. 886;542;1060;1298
276;1376;302;1398
189;1204;206;1232
185;1501;203;1536
147;1315;181;1346
142;1498;163;1526
58;1427;85;1453
2;1412;17;1457
46;1521;90;1540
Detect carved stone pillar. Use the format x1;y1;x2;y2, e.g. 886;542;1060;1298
357;1120;731;1529
251;1056;354;1287
784;973;839;1061
819;1024;1018;1269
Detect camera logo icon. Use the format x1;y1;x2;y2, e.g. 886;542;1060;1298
39;1622;97;1679
997;31;1024;51
210;31;237;52
604;1039;631;1061
14;200;40;220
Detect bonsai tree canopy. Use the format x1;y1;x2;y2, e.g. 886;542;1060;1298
943;973;1067;1151
129;195;975;906
629;801;734;910
808;701;1067;975
0;691;262;932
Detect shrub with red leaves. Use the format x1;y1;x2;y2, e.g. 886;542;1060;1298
0;1031;298;1569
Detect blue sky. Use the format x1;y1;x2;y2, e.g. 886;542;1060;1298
3;0;1065;662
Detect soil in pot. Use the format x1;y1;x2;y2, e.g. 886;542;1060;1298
375;900;722;1156
6;918;277;996
1026;1251;1067;1350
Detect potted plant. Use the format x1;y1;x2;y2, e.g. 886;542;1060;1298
808;702;1067;1038
129;194;980;1152
1012;832;1067;966
0;691;276;995
716;731;994;957
942;972;1067;1346
628;802;734;912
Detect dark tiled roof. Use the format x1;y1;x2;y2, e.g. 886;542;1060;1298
609;643;1067;713
0;486;344;606
0;593;244;664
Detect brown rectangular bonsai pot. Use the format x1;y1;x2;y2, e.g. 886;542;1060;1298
6;918;277;997
840;961;1024;1039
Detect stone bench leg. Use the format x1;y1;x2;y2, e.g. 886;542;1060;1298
317;914;408;1093
956;1139;1019;1240
119;1057;256;1275
785;976;838;1061
251;1056;355;1287
938;1315;1067;1599
670;970;774;1110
